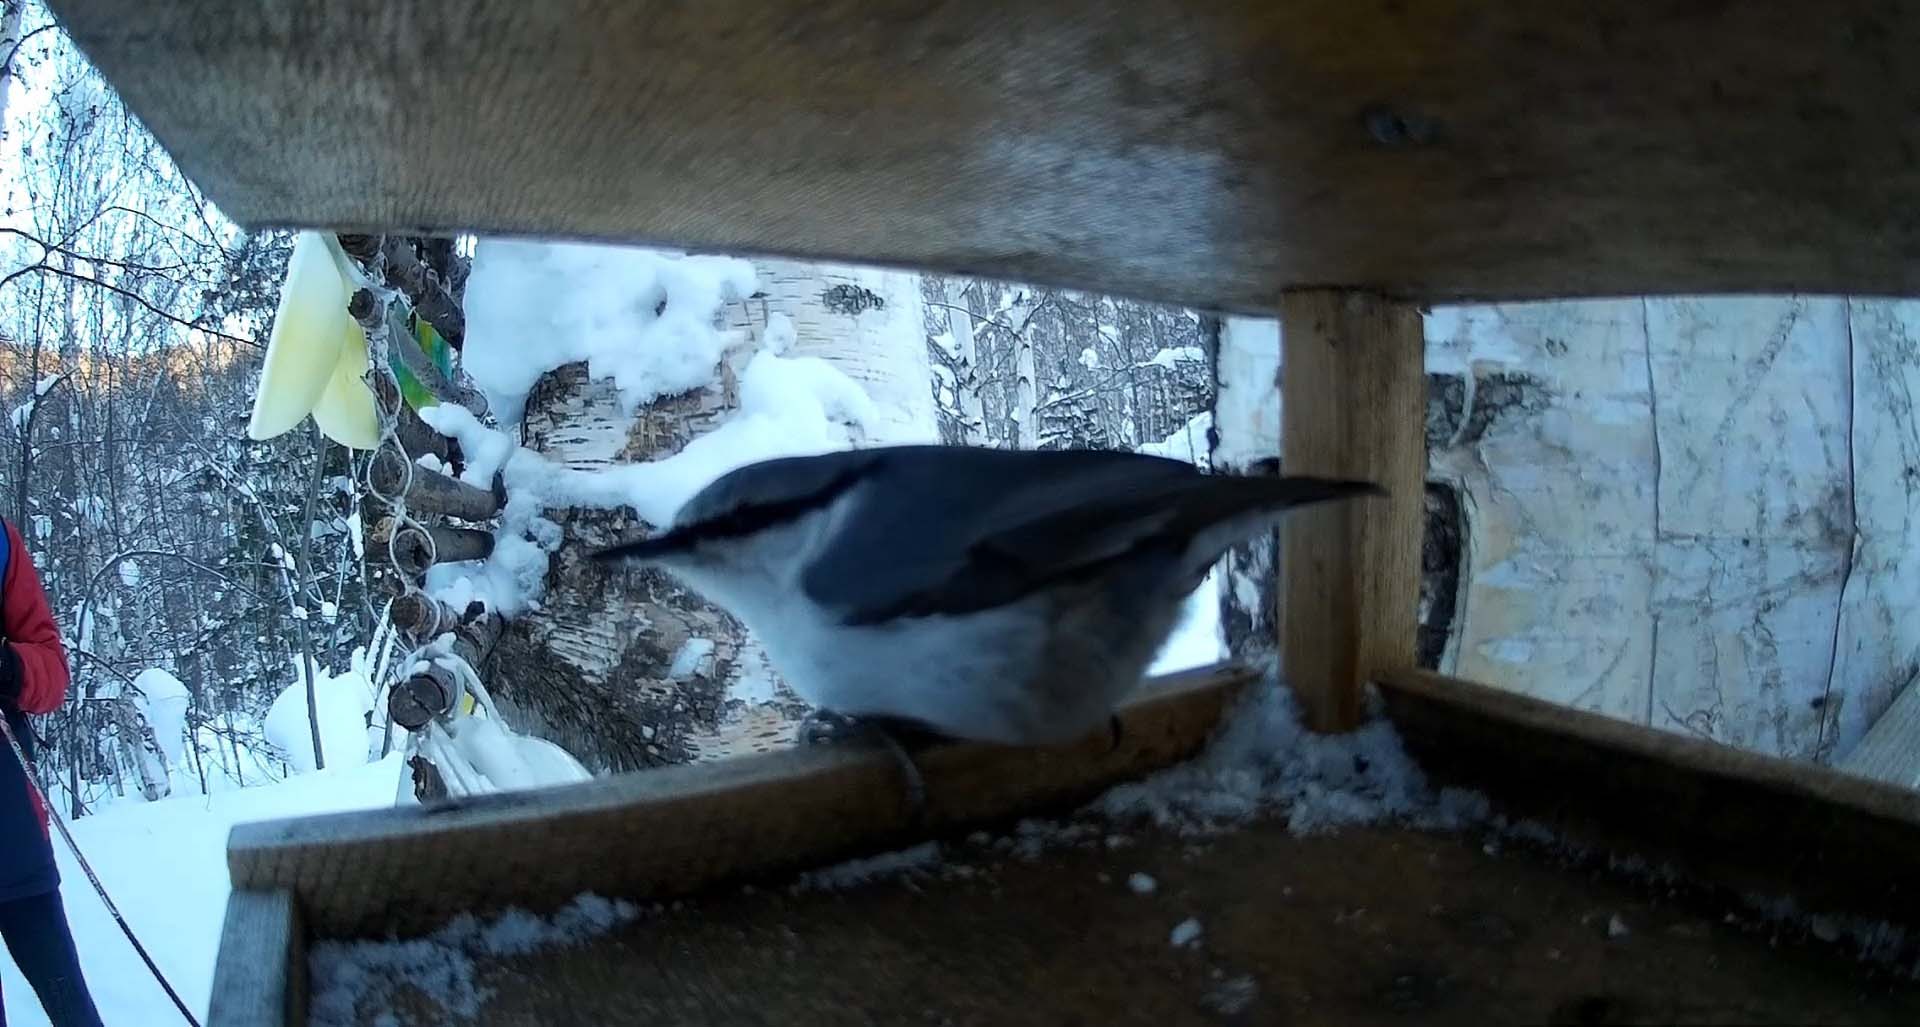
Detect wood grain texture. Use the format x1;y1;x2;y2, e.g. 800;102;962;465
228;664;1253;939
362;822;1920;1026
43;0;1920;308
1842;675;1920;789
1377;669;1920;926
209;889;304;1027
1281;292;1424;731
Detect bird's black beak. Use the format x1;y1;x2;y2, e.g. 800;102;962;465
591;530;698;563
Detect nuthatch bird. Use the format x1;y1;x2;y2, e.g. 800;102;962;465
595;445;1379;805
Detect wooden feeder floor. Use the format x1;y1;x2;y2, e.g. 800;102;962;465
362;817;1920;1026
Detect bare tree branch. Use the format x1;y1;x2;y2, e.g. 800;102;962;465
1;226;193;275
1;261;260;349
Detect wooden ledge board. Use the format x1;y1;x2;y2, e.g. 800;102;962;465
1376;669;1920;926
47;1;1920;308
226;663;1255;940
401;822;1920;1026
208;889;304;1027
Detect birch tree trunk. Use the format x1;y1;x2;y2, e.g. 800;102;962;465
0;2;23;130
1010;293;1040;448
942;279;988;445
1210;315;1284;663
486;259;933;773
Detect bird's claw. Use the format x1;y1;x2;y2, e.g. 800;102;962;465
797;710;930;826
1109;713;1125;753
797;708;866;747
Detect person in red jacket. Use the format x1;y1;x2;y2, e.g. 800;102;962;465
0;518;103;1027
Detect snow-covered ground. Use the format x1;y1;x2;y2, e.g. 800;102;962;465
0;755;407;1027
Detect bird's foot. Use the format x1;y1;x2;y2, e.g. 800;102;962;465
1109;713;1125;753
797;710;935;824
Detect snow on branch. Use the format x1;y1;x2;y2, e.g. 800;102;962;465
461;240;758;425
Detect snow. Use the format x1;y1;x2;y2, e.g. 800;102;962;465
1078;346;1101;370
1137;411;1212;465
0;755;407;1027
1147;566;1226;675
129;668;190;768
442;715;591;794
264;664;377;773
462;239;758;424
1169;917;1204;947
763;311;796;356
1127;872;1158;895
728;652;781;707
5;378;62;437
308;893;641;1027
930;331;961;359
1094;671;1482;837
1146;346;1205;370
668;638;715;679
420;344;883;617
117;559;140;589
793;841;945;892
1212;316;1282;469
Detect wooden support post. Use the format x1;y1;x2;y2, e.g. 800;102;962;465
1278;290;1424;732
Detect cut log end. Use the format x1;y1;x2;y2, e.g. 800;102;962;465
369;450;502;521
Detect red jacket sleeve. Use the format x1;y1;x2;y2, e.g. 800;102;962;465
3;520;69;716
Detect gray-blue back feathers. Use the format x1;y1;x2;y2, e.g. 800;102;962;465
597;445;1381;625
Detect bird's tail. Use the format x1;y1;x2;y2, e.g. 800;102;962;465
1169;473;1384;529
1237;474;1385;509
1166;473;1384;575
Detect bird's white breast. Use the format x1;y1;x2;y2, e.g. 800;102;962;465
662;494;1203;745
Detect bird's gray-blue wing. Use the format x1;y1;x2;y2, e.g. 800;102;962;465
801;447;1382;625
799;448;1213;624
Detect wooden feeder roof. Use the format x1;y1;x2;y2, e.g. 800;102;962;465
45;0;1920;311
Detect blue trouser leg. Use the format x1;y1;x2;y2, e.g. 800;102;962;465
0;890;104;1027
